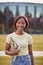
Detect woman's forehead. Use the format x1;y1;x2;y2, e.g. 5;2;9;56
18;18;25;21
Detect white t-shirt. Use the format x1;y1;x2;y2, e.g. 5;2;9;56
6;32;33;56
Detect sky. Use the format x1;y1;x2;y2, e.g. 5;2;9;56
0;0;43;4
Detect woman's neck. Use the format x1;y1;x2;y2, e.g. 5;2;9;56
15;30;24;35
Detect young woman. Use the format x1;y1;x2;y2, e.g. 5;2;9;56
5;16;34;65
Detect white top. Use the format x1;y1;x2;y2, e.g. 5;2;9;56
6;32;33;56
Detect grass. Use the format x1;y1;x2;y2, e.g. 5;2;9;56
0;35;7;51
34;56;43;65
0;34;43;51
0;56;43;65
32;34;43;51
0;56;11;65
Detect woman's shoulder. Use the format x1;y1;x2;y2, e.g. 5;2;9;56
7;32;15;37
25;32;32;38
25;32;33;44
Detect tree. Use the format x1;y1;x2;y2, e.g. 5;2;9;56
4;6;14;34
0;10;4;23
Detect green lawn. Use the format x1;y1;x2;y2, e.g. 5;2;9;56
0;35;7;51
32;34;43;51
0;56;11;65
0;56;43;65
34;56;43;65
0;34;43;51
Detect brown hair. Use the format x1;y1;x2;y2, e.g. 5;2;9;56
13;16;29;29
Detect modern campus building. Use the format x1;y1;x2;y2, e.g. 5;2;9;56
0;2;43;34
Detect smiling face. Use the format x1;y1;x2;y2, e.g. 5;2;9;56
16;18;26;32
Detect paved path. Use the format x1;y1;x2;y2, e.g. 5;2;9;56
0;51;43;57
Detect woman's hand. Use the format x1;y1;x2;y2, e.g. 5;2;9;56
10;47;20;55
5;43;20;56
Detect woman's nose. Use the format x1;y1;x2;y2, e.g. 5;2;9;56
19;24;23;26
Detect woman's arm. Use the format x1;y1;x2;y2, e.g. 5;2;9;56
28;45;34;65
5;43;20;56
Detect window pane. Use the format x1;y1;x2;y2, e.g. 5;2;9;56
19;6;25;16
28;6;34;18
36;6;42;18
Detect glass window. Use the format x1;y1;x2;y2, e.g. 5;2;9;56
36;6;42;18
19;6;25;16
28;6;34;18
9;6;16;17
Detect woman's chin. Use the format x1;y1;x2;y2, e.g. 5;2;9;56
18;29;23;32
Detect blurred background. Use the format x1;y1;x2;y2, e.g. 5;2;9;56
0;2;43;65
0;2;43;34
